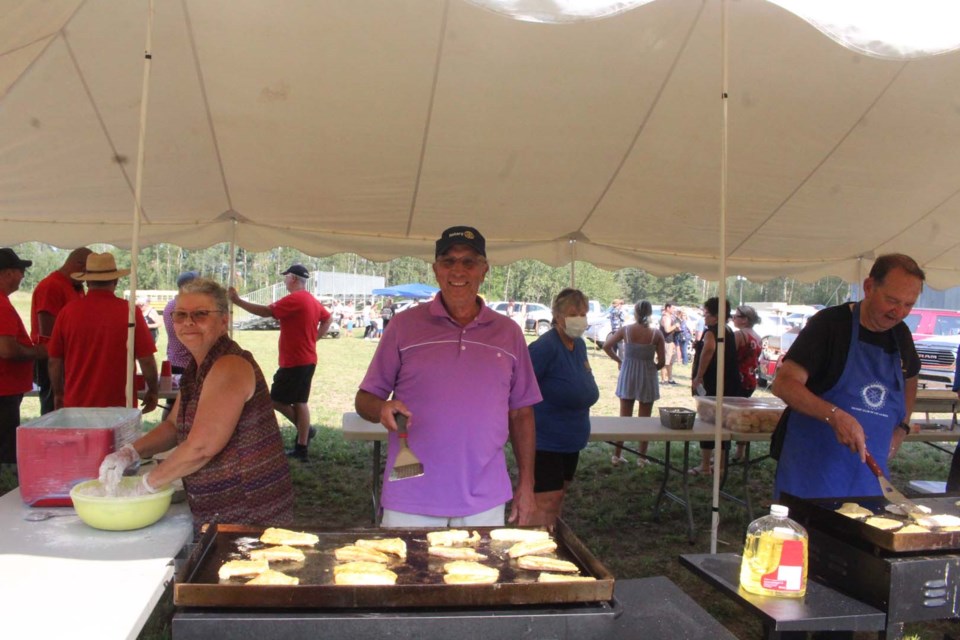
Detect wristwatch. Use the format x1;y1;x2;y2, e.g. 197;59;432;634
897;421;911;435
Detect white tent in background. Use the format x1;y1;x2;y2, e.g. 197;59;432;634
2;0;960;285
2;0;959;550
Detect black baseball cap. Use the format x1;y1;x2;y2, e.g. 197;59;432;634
282;264;309;278
0;248;32;270
435;226;486;258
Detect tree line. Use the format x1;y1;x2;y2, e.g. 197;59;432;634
12;242;848;308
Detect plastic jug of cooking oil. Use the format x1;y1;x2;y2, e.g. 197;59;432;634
739;504;808;598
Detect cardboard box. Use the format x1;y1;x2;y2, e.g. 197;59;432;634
17;408;142;507
695;396;785;433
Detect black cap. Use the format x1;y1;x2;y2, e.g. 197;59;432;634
282;264;309;278
0;248;32;271
435;226;486;258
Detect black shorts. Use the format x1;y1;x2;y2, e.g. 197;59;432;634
270;364;316;404
534;450;580;493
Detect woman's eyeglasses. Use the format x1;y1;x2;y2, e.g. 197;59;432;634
733;313;744;318
172;310;222;324
435;256;486;270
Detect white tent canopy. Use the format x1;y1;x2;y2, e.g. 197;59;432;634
2;0;960;286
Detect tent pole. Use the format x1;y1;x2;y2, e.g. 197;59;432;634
710;0;731;555
569;238;576;287
228;217;237;338
125;0;156;409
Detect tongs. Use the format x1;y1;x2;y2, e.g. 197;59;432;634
864;451;927;521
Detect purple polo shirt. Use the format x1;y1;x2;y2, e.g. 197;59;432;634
360;296;542;517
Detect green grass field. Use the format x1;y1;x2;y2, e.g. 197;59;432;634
1;291;952;638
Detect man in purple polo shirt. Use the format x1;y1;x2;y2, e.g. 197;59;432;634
356;226;542;528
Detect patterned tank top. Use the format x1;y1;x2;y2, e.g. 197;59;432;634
176;335;294;531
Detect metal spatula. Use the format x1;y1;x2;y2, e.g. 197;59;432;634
388;413;424;481
864;451;926;521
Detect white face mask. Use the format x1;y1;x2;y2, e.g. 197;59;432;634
562;316;588;339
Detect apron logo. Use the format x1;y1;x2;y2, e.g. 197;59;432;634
861;383;887;409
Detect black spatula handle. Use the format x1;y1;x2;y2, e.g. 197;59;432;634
395;412;408;437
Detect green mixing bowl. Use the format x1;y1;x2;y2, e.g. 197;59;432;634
69;477;174;531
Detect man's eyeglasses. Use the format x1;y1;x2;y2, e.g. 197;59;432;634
436;256;487;270
172;310;222;324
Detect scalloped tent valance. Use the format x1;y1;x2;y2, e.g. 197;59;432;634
2;0;960;286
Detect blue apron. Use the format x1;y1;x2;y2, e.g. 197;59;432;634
774;303;905;499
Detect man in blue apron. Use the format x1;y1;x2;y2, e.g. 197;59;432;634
772;254;924;499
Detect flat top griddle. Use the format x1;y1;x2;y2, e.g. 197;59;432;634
781;492;960;553
175;520;614;609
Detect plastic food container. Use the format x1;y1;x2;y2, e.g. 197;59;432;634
695;396;786;433
70;477;174;531
659;407;697;430
16;408;142;506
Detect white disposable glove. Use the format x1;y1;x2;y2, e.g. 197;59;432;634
134;472;158;496
98;444;141;495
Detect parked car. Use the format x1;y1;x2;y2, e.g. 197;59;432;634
753;312;793;349
524;299;604;336
915;334;960;388
756;328;799;388
904;308;960;342
585;305;636;348
487;301;550;332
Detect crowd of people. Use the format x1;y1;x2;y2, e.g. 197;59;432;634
1;233;950;533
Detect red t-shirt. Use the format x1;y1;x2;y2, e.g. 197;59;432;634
47;290;157;407
269;290;331;368
30;270;84;344
0;292;33;396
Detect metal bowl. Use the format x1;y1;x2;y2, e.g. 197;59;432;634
659;407;697;430
69;477;174;531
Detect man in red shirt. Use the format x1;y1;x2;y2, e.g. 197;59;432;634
0;248;47;467
47;252;159;412
30;247;91;414
229;264;332;461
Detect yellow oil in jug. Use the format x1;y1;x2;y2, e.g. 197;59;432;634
739;529;808;598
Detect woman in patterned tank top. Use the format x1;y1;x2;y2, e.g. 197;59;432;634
99;278;293;533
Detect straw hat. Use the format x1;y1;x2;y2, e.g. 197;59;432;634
71;252;131;281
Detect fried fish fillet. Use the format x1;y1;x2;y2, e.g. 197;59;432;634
426;529;480;547
489;528;551;543
895;524;931;534
218;559;270;580
249;545;306;563
443;573;499;584
334;561;395;575
537;572;597;583
333;567;398;585
835;502;872;519
516;556;579;573
428;546;487;561
246;569;299;585
355;537;407;559
334;545;391;563
507;539;558;559
864;516;903;531
918;514;960;529
443;560;500;580
260;527;320;547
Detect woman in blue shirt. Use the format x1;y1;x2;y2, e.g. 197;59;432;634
527;288;600;527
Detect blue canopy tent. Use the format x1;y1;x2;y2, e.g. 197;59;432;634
371;283;439;300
